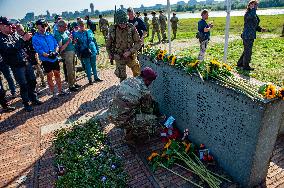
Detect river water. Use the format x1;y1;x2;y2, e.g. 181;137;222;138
99;8;284;22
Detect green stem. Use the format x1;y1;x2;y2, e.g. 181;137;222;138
159;163;203;188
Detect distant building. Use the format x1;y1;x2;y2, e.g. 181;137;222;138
90;3;94;14
62;11;69;19
177;1;186;5
46;10;51;20
24;12;35;22
206;0;214;5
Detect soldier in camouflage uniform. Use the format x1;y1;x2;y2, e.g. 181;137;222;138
106;9;142;82
99;15;109;42
143;12;150;37
170;13;179;39
159;10;167;41
150;11;161;43
108;67;160;145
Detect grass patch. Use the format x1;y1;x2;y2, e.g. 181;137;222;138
177;37;284;86
53;120;127;187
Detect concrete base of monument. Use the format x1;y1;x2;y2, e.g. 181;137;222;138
139;55;284;187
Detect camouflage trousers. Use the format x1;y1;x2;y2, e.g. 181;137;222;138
172;27;177;38
198;39;209;61
114;59;140;82
160;26;167;41
151;28;161;42
120;113;160;143
102;29;108;41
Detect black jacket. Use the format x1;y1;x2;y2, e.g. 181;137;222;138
0;32;27;67
242;8;262;39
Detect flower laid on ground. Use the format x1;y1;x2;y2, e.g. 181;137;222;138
147;139;231;188
53;120;127;187
259;83;278;99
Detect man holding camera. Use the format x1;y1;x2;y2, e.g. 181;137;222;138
54;19;80;92
0;17;41;112
32;19;65;98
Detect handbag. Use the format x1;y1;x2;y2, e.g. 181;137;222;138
79;31;93;58
196;32;206;41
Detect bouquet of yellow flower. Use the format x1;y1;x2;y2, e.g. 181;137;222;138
258;83;278;99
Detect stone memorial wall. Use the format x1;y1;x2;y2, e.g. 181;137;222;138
140;55;284;187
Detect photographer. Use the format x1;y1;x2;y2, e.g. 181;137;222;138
197;9;213;61
54;19;80;92
16;24;46;89
0;17;41;112
32;19;65;98
73;20;102;85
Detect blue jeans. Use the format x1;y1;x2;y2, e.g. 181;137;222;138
12;63;37;105
82;55;99;81
0;62;16;95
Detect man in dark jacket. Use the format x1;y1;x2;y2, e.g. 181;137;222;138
0;17;42;112
237;0;266;71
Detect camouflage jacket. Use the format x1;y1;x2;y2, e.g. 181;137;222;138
152;16;160;30
159;14;167;27
106;23;142;60
108;76;154;124
99;18;109;31
170;16;179;28
144;16;150;27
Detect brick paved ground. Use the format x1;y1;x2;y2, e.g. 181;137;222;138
0;47;283;187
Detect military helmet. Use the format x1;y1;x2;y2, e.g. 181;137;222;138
115;9;128;24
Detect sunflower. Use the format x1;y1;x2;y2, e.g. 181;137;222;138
188;60;199;68
162;50;167;55
164;140;172;149
147;152;159;161
223;64;232;71
277;88;284;100
265;84;277;99
157;53;164;60
170;56;176;65
161;152;166;158
210;59;221;68
159;49;164;54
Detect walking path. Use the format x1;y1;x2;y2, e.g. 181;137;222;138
0;38;283;187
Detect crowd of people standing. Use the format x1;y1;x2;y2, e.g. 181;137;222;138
0;0;269;113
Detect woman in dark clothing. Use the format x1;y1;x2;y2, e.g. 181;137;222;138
237;0;266;71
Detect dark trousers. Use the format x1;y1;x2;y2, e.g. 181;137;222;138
238;39;254;68
0;62;16;95
11;63;37;105
0;79;8;108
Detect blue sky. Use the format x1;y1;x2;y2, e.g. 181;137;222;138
0;0;183;19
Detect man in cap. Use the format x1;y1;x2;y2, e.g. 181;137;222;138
106;9;142;82
32;19;65;98
53;15;62;34
159;10;167;41
0;17;41;112
127;7;147;42
108;67;161;145
170;13;179;39
98;15;109;42
150;11;161;43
